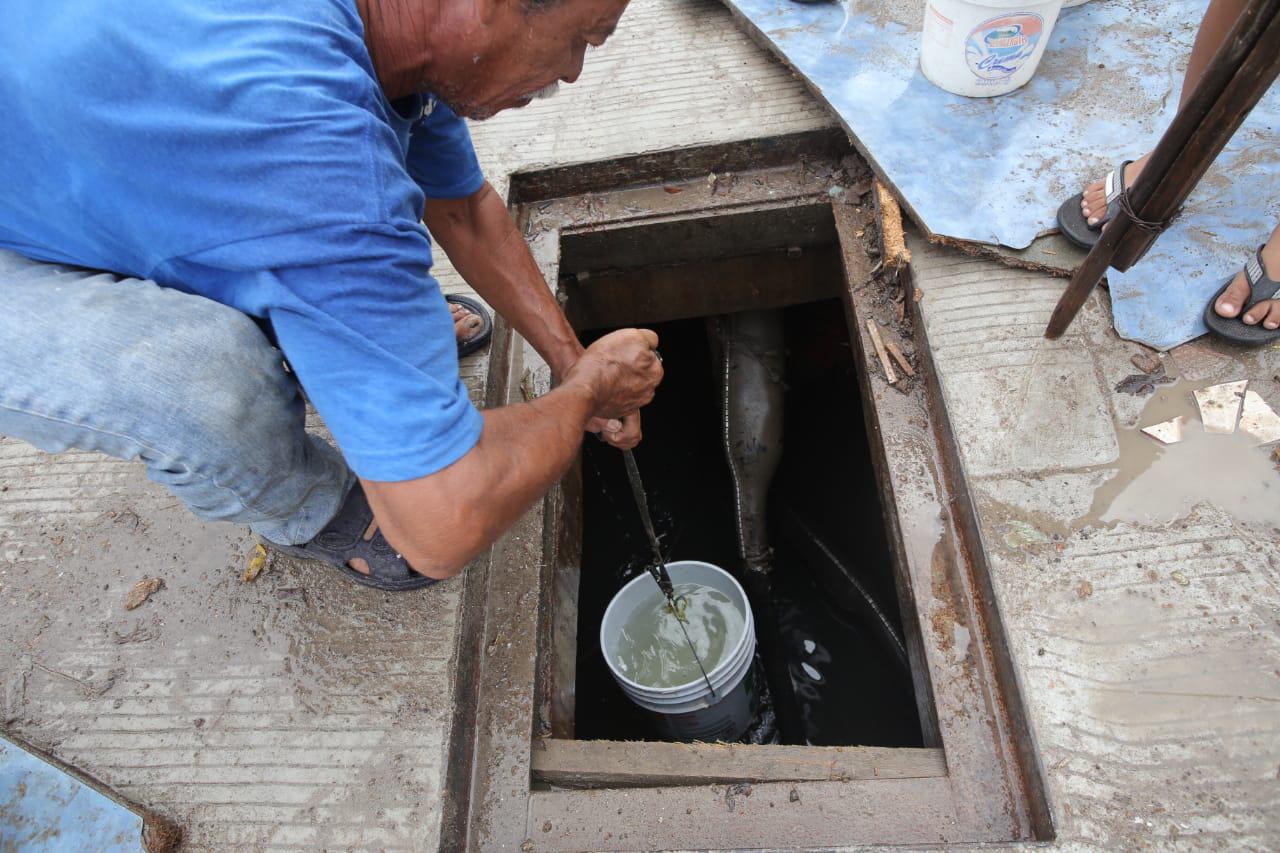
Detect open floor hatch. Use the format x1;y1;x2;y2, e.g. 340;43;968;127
444;134;1051;851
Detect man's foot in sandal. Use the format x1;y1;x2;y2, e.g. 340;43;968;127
1056;154;1151;250
448;294;492;358
268;483;437;591
1204;230;1280;346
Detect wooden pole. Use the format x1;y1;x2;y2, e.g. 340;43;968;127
1044;0;1280;339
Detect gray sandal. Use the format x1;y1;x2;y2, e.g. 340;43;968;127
1203;247;1280;346
268;483;436;591
1056;160;1132;250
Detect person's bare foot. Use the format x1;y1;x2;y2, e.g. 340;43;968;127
1080;153;1152;227
1214;230;1280;328
451;300;485;342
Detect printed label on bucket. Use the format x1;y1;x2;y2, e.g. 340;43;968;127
964;13;1044;81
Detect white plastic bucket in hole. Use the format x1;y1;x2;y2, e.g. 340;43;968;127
600;560;758;742
921;0;1065;97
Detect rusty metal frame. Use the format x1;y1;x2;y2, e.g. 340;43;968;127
441;136;1051;852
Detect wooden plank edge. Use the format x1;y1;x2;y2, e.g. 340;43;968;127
531;739;946;788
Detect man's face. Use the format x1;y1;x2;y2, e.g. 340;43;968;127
433;0;629;120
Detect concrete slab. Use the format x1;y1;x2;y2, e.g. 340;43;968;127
912;234;1280;848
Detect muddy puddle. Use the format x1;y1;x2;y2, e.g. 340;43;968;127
1083;380;1280;529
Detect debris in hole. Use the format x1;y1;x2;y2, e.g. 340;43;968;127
1140;416;1185;445
1114;363;1175;396
1238;390;1280;445
124;577;163;610
243;543;271;582
866;320;897;384
1194;380;1247;433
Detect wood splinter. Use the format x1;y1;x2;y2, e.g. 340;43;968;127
884;339;916;378
866;319;897;384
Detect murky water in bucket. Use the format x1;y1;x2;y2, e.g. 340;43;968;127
614;582;745;688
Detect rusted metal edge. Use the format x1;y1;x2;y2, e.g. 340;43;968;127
506;129;849;204
438;313;519;852
902;233;1057;841
445;147;1042;851
0;728;183;852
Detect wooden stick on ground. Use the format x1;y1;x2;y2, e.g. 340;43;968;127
884;339;916;377
866;319;897;384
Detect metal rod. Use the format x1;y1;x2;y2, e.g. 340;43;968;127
620;448;717;698
621;448;674;597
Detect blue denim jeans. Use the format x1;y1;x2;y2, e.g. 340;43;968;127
0;249;354;544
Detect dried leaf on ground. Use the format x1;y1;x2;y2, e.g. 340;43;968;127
124;577;163;610
1115;363;1176;396
243;543;270;582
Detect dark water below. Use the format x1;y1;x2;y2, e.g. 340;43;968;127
573;302;922;747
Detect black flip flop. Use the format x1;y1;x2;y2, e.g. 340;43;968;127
1056;159;1132;251
1203;247;1280;346
268;483;436;591
447;294;492;358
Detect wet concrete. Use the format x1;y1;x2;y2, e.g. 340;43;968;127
913;234;1280;849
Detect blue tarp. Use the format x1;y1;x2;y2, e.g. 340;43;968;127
1;737;142;852
722;0;1279;349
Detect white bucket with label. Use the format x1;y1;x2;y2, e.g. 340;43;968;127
921;0;1065;97
600;561;758;742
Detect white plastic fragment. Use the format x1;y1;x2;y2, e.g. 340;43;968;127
1193;380;1247;433
1141;416;1185;445
1237;390;1280;445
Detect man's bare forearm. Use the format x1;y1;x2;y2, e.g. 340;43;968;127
362;380;597;578
360;328;662;579
425;182;583;377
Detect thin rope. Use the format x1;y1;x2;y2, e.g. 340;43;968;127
1116;188;1181;234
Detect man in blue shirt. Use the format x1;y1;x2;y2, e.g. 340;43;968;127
0;0;661;589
